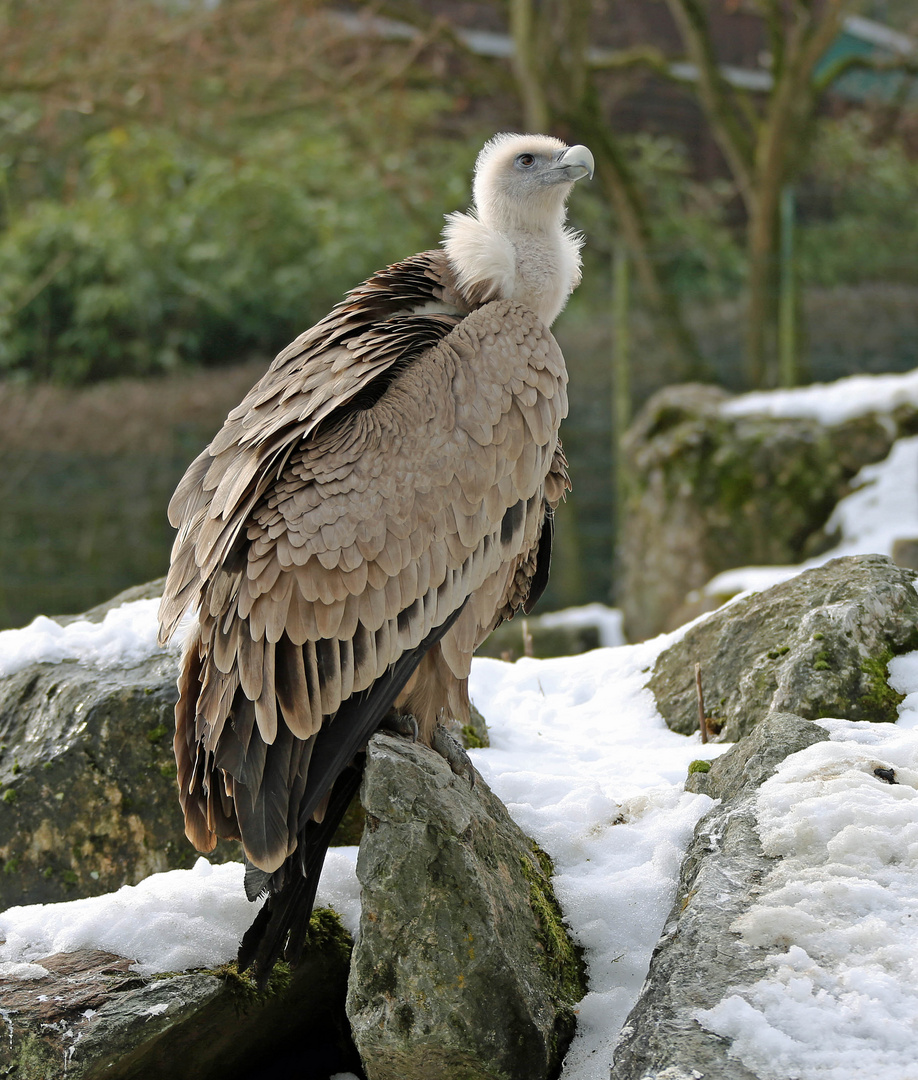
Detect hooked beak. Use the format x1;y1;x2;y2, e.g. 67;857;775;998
551;144;594;183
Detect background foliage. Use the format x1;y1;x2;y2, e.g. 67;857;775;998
0;0;917;629
0;97;471;381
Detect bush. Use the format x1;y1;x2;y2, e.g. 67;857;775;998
798;114;918;288
0;117;467;382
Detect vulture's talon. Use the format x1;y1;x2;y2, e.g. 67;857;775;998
382;712;419;743
431;724;476;787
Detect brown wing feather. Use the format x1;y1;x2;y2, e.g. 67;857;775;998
158;251;464;643
161;272;567;886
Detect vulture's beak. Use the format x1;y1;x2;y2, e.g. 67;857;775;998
550;144;595;183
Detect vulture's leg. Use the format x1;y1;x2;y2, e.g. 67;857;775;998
431;722;476;787
382;708;475;785
380;710;419;742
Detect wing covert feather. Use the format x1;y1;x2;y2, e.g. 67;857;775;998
161;295;568;875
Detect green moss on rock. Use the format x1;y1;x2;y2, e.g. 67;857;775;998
858;650;906;724
461;724;487;750
520;843;588;1027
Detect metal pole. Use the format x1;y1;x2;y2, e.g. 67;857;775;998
612;243;631;588
778;184;797;388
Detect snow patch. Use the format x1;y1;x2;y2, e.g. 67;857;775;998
696;720;918;1080
723;367;918;424
0;600;194;679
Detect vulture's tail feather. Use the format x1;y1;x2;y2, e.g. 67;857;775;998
237;602;468;990
238;762;363;990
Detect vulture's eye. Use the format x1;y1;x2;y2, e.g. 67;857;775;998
515;153;536;169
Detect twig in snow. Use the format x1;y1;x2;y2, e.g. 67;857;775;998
694;662;708;744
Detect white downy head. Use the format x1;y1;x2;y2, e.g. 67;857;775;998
443;133;594;326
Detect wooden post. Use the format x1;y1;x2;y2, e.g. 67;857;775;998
694;662;708;744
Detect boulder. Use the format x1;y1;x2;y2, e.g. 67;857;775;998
649;554;918;741
0;582;489;903
0;911;356;1080
0;637;209;909
618;383;910;640
611;713;831;1079
346;734;586;1080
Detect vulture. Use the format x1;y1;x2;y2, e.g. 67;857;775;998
157;132;593;985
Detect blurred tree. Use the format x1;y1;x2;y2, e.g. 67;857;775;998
798;112;918;287
507;0;710;385
0;111;479;380
0;0;476;380
664;0;918;386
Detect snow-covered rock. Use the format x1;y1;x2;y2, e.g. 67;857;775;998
650;554;918;741
0;586;228;909
619;373;918;640
0;570;917;1078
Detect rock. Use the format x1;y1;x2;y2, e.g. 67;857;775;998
0;642;212;909
619;383;906;640
0;582;490;900
347;734;586;1080
649;554;918;741
891;536;918;571
610;713;831;1079
0;911;356;1079
682;712;832;801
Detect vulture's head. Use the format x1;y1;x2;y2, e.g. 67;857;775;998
472;133;594;231
443;133;594;324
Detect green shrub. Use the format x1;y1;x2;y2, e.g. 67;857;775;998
0;115;466;382
798;114;918;288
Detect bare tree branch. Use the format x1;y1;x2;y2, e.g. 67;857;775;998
664;0;757;201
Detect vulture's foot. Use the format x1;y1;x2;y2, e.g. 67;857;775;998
381;711;419;742
431;723;476;787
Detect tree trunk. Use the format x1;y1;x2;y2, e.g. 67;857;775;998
664;0;847;388
745;177;781;387
508;0;707;383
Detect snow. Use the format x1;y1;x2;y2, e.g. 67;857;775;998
0;851;362;977
9;606;917;1078
696;719;918;1080
722;366;918;425
704;407;918;602
0;613;726;1076
2;367;918;1079
0;600;192;679
466;639;726;1073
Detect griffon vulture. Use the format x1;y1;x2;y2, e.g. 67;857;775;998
158;133;593;984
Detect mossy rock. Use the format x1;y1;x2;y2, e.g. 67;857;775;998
348;734;587;1080
0;910;356;1079
619;383;900;640
0;648;231;909
651;554;918;741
